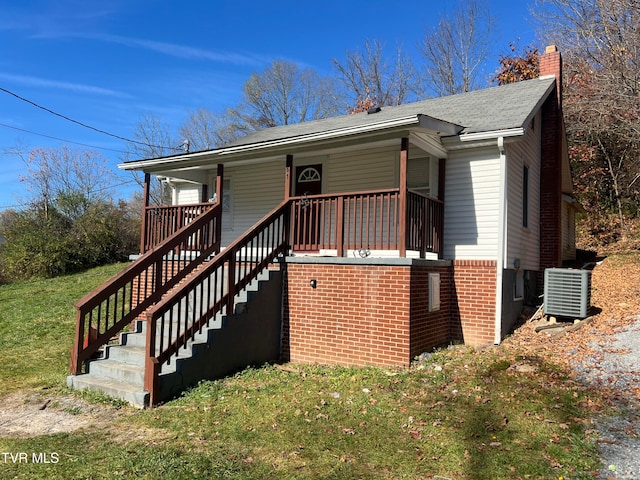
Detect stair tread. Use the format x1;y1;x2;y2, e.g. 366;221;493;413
90;358;144;372
73;374;145;392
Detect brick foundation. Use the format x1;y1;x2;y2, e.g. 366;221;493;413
282;259;451;367
132;257;499;368
450;260;497;346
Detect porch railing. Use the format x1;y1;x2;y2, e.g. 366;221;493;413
290;188;443;257
69;202;222;375
406;190;444;256
141;203;218;254
143;200;290;406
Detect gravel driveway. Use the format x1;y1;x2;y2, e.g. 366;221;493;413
572;315;640;479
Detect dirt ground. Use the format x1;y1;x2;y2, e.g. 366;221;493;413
0;391;125;438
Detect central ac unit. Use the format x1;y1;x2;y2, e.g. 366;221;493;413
543;268;591;319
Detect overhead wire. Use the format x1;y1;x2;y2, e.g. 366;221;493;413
0;122;130;154
0;85;182;152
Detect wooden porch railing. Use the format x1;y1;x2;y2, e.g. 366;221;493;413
290;188;443;257
69;202;222;375
143;200;290;406
141;203;217;254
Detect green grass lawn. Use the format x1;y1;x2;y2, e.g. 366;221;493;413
0;263;602;479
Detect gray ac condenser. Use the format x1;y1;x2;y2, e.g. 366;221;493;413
543;268;591;319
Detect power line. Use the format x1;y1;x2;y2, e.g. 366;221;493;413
0;86;182;152
0;122;130;154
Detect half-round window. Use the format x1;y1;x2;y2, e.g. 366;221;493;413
297;167;321;183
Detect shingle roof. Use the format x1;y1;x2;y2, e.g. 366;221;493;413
224;77;556;147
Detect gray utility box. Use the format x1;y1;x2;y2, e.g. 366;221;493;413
543;268;591;319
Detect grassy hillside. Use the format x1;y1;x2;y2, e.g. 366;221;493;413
0;263;128;392
1;259;629;479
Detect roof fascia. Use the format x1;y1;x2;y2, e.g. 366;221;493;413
417;114;464;136
521;79;556;130
120;114;461;172
443;127;525;151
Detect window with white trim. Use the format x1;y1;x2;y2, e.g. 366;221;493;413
297;167;321;183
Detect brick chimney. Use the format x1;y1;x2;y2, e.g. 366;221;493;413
539;45;562;108
538;45;564;285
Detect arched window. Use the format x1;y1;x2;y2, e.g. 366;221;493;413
297;167;321;183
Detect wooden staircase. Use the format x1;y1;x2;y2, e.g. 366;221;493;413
68;199;290;407
67;268;281;407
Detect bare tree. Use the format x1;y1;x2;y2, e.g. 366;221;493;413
535;0;640;232
333;39;420;109
179;107;245;151
232;60;341;129
20;146;116;220
126;113;178;159
123;113;177;206
419;0;494;96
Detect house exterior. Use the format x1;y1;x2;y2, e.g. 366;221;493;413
68;46;581;406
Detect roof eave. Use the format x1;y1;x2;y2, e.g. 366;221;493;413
119;114;461;172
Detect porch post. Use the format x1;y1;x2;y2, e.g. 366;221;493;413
399;138;408;257
215;164;224;253
140;172;151;254
284;155;293;252
438;158;445;258
215;163;224;203
285;154;293;200
438;158;446;202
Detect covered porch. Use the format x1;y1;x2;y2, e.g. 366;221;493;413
139;138;445;259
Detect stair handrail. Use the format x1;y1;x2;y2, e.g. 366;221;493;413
143;199;291;405
70;202;223;375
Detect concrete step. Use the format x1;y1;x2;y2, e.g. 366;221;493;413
121;317;220;349
87;358;145;385
66;374;148;408
104;344;145;364
70;267;277;407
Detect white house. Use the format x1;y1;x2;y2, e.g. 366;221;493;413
69;46;581;406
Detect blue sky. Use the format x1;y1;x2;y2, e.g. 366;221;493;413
0;0;537;210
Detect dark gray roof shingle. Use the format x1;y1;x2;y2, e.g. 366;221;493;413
224;77;556;147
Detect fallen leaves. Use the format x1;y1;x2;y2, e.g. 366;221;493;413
503;253;640;404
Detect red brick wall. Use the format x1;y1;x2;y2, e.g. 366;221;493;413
539;46;563;284
282;262;451;367
409;265;451;358
450;260;497;346
539;46;562;105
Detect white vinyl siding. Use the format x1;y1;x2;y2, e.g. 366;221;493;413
444;147;500;260
175;184;201;204
407;156;431;196
325;146;396;192
221;159;283;246
505;115;541;271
